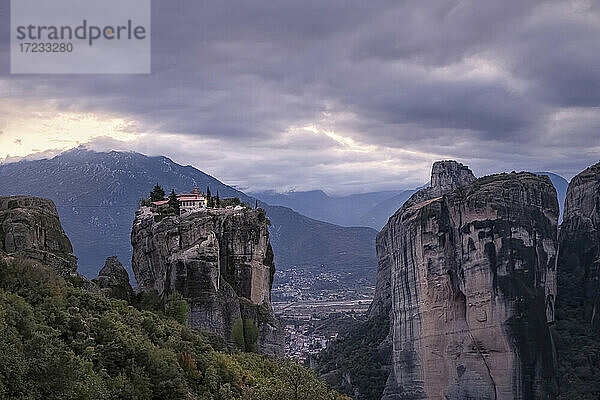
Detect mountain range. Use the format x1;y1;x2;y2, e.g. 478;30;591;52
0;149;377;279
535;172;568;222
250;189;417;230
252;172;568;228
0;149;569;281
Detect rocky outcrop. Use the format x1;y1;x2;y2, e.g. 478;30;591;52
92;256;134;302
131;206;283;356
0;196;77;274
558;161;600;325
369;161;476;318
404;160;476;209
374;164;558;400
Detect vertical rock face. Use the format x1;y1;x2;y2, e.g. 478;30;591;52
131;206;283;356
93;256;134;302
374;165;558;400
369;161;476;318
558;161;600;325
0;196;77;274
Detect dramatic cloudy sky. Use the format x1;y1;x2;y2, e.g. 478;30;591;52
1;0;599;194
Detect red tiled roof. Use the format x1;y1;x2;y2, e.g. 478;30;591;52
179;194;205;198
151;189;206;206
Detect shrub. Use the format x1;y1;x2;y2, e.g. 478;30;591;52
220;197;242;208
164;292;190;324
139;198;152;207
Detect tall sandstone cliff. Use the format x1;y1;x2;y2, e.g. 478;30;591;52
373;162;558;400
131;206;283;356
557;162;600;325
0;196;77;274
553;162;600;397
369;161;476;318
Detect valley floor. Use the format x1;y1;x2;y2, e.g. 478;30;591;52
272;266;373;361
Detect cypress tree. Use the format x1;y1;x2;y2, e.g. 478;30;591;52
168;189;180;215
150;183;165;202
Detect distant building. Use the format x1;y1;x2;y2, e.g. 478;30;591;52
152;187;208;213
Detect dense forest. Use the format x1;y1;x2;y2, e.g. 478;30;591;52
553;237;600;399
315;316;390;400
0;258;349;400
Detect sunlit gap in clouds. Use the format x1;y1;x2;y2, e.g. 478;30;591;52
299;122;448;172
0;102;449;193
0;102;143;162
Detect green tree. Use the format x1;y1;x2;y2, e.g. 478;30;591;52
150;184;165;202
137;289;162;312
316;315;390;400
231;319;259;353
221;197;242;208
0;258;349;400
216;191;220;208
164;292;190;324
243;319;259;352
206;187;213;208
232;319;246;351
167;190;180;216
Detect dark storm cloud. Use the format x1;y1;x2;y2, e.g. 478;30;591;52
329;65;537;137
1;0;599;192
510;4;600;107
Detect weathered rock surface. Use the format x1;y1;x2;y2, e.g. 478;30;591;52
558;161;600;325
373;164;558;400
404;160;476;209
131;206;283;356
369;161;476;318
0;196;77;274
93;256;134;302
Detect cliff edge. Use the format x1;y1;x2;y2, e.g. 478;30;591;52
131;205;283;356
0;196;77;274
558;161;600;324
374;164;558;400
369;161;476;318
553;161;600;396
